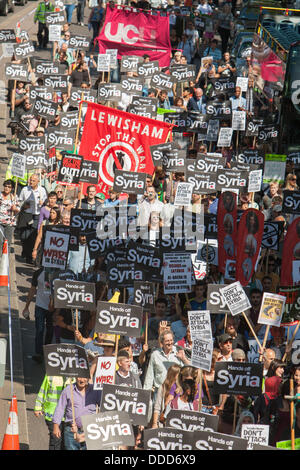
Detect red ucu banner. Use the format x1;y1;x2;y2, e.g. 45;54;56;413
97;6;172;67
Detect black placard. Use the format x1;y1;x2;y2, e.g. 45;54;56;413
79;160;99;184
54;280;96;310
70;208;100;233
82;412;134;450
69;35;90;49
59;111;80;130
47;129;75;151
35;60;65;76
207;284;228;314
150;72;175;91
0;29;16;43
113;170;147;195
43;343;90;378
5;63;28;80
137;61;159;78
165;409;219;433
121;77;144;95
100;384;151;426
98;83;122;102
186;170;217;194
133;281;156;312
282;190;300;214
32;96;58;120
96;301;143;336
106;261;145;288
57;154;83;185
213;362;263;396
216;169;248;191
170;65;196;83
13;41;35;59
44;74;68;92
206;100;232;120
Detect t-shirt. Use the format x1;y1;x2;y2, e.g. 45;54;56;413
32;268;50;310
219;60;236;78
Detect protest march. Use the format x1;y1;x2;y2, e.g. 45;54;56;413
2;0;300;454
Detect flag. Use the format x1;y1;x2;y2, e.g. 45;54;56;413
79;102;173;196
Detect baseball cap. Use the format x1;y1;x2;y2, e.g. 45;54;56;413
218;333;233;344
96;193;106;200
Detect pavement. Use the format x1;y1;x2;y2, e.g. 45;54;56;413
0;2;93;450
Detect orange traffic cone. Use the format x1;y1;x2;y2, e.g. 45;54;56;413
15;22;21;43
1;395;20;450
0;240;9;288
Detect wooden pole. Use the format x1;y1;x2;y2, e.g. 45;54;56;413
198;369;203;412
145;312;148;346
11;80;17;118
290;378;295;450
242;312;262;349
74;93;84;153
259;325;270;362
282;322;300;362
232;397;238;434
75;308;78;331
14;177;18;198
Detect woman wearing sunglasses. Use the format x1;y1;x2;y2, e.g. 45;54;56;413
0;179;20;254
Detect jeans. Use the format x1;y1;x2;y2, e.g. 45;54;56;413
35;305;53;355
65;4;76;24
77;0;85;22
45;420;64;450
20;214;39;260
64;426;86;450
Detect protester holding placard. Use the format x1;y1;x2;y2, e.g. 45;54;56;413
0;179;20;254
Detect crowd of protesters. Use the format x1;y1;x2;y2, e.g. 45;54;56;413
2;0;300;452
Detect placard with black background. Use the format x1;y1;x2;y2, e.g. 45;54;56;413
282;190;300;214
43;343;90;378
213;362;263;395
133;281;156;312
96;301;143;336
165;409;219;433
100;384;151;426
54;280;96;310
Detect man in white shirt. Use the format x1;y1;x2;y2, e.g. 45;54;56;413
230;86;247;111
138;185;164;228
18;174;47;263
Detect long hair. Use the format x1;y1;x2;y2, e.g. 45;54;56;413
177;366;199;396
163;364;181;403
266;359;285;378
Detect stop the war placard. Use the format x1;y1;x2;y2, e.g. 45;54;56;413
53;280;96;310
220;281;251;316
43;343;90;378
174;182;193;206
213;362;263;396
100;384;151;426
95;301;143;336
82;412;134;450
11;153;26;179
165;409;219;433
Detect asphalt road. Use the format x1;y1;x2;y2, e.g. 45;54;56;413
0;2;93;450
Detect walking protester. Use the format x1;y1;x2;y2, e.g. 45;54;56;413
34;0;55;50
18;174;47;264
0;180;20;254
34;375;73;450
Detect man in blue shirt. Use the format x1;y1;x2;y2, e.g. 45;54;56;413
230;86;247;111
203;39;222;69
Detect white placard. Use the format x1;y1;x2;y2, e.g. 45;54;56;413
188;310;212;341
258;292;286;327
106;49;118;69
93;356;116;390
49;24;62;42
220;281;251;316
11;152;26;179
97;53;111;72
217;127;233;147
191;338;213;372
236;77;248;92
42;231;70;270
174;182;194;206
232;110;246;131
241;424;269;449
163;252;192;294
248;169;262;193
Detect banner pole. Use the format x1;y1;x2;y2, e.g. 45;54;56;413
232;397;238;434
290;378;295;450
74;92;84;153
14;177;18;198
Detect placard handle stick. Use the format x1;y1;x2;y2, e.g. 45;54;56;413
236;130;239;153
74;92;84;153
198;369;203;411
290;378;295;450
224;313;228;331
145;312;148;346
78;182;83;209
259;325;270;362
75;308;78;331
282;322;300;362
11;79;17;118
155;283;159;299
241;312;262;349
14;177;18;198
70;380;76;436
232;397;238;434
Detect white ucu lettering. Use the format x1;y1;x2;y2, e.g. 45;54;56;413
104;22;157;45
